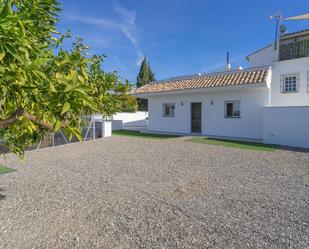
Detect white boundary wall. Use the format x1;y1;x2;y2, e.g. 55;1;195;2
111;120;123;130
263;106;309;148
112;112;148;129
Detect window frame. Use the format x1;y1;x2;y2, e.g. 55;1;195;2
280;73;300;93
162;103;175;117
307;71;309;93
224;101;241;118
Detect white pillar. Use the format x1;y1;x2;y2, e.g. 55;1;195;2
102;121;112;137
92;119;96;140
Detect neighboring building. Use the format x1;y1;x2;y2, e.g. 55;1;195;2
134;30;309;149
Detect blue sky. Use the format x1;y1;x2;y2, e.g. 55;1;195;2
57;0;309;83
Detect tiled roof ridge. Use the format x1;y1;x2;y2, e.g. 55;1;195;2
148;66;270;85
135;66;270;94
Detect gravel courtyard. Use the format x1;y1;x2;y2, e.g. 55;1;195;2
0;136;308;249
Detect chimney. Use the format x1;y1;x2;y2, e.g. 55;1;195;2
225;52;231;70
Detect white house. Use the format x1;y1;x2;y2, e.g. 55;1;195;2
134;29;309;149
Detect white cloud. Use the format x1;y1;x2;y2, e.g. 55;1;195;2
65;14;118;30
84;36;112;49
113;2;143;65
64;2;144;65
113;1;136;26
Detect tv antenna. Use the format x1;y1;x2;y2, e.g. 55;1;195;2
270;10;283;50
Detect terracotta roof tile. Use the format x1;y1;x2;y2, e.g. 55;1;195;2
135;67;270;94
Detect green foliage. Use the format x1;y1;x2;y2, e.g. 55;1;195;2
0;0;132;157
136;56;155;111
116;93;138;113
87;55;137;115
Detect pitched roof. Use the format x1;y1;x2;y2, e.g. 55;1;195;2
135;67;270;95
246;44;272;58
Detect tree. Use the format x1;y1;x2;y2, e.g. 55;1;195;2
136;57;155;111
0;0;132;156
87;55;137;114
116;94;138;113
136;57;155;88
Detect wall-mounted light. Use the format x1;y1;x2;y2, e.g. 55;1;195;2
211;100;214;105
181;101;184;106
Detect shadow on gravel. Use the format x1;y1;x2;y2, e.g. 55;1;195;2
0;188;6;201
278;146;309;153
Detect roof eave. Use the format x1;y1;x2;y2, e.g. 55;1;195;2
281;30;309;40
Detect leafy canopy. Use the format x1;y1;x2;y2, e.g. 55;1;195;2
0;0;135;156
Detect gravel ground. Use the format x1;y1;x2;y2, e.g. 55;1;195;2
0;136;308;249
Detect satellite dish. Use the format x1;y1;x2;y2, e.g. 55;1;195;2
280;24;287;34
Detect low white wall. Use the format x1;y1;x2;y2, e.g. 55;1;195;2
112;111;148;128
148;88;269;140
263;106;309;148
111;120;123;130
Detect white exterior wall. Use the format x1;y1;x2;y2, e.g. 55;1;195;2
263;106;309;148
269;57;309;106
247;44;278;67
148;88;269;140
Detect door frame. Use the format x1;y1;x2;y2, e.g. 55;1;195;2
191;102;202;133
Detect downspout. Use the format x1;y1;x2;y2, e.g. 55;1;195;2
267;67;272;106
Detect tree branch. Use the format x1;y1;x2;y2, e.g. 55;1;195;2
0;108;24;129
0;109;53;130
24;114;53;130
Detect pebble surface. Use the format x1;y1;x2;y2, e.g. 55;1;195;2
0;136;308;248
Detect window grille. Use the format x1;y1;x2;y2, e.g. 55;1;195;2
280;73;300;93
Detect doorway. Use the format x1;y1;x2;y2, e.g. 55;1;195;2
191;103;202;133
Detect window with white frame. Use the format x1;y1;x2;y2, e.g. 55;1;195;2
225;101;241;118
163;103;175;117
281;73;299;93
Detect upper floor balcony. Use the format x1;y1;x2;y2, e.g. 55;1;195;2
279;30;309;61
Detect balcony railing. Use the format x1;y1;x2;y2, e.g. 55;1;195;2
279;39;309;61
